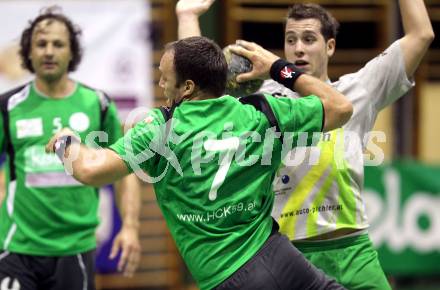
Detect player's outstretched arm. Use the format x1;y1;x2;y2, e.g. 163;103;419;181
176;0;215;39
45;128;130;187
230;40;353;132
399;0;434;77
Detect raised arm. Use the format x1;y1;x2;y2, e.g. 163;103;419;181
399;0;434;77
45;129;130;187
176;0;215;39
229;40;353;132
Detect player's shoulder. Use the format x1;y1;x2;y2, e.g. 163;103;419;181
0;82;32;111
259;80;284;95
75;81;114;109
0;82;30;100
77;82;109;98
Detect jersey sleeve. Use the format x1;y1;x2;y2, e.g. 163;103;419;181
350;40;414;111
109;108;165;175
265;94;323;145
101;101;124;147
259;79;298;98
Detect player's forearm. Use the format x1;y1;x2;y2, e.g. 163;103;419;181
114;175;141;230
176;0;214;39
64;145;127;187
63;144;105;186
0;191;4;208
400;0;434;42
177;13;202;39
294;74;353;131
47;129;130;186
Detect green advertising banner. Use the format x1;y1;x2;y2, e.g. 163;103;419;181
364;160;440;275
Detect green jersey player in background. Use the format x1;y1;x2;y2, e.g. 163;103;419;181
0;7;141;290
175;0;435;289
46;36;352;290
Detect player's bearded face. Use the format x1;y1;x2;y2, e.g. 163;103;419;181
284;18;335;81
30;20;72;82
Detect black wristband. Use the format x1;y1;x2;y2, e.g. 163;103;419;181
270;59;303;91
54;135;80;161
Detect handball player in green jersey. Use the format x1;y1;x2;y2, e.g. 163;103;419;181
46;35;353;289
175;0;434;289
0;7;141;290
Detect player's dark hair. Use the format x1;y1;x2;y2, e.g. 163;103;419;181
286;3;339;41
19;5;83;73
165;36;227;97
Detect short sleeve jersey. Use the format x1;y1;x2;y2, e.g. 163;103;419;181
110;94;323;290
262;40;414;240
0;82;123;256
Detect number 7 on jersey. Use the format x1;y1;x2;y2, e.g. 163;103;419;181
204;137;239;201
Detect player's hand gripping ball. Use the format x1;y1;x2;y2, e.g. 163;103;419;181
223;45;263;97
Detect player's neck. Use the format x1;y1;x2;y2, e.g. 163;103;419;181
34;75;75;99
313;71;329;82
319;67;330;82
180;91;215;102
321;75;331;83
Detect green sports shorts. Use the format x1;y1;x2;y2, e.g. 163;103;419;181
293;234;391;290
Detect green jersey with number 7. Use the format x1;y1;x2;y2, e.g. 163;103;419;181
110;93;323;290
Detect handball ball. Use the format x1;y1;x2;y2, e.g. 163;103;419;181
223;45;263;97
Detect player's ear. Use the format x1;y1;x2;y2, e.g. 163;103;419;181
327;38;335;58
182;80;195;97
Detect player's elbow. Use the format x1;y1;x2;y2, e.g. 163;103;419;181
424;29;435;45
333;91;353;125
418;27;435;46
323;100;353;132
